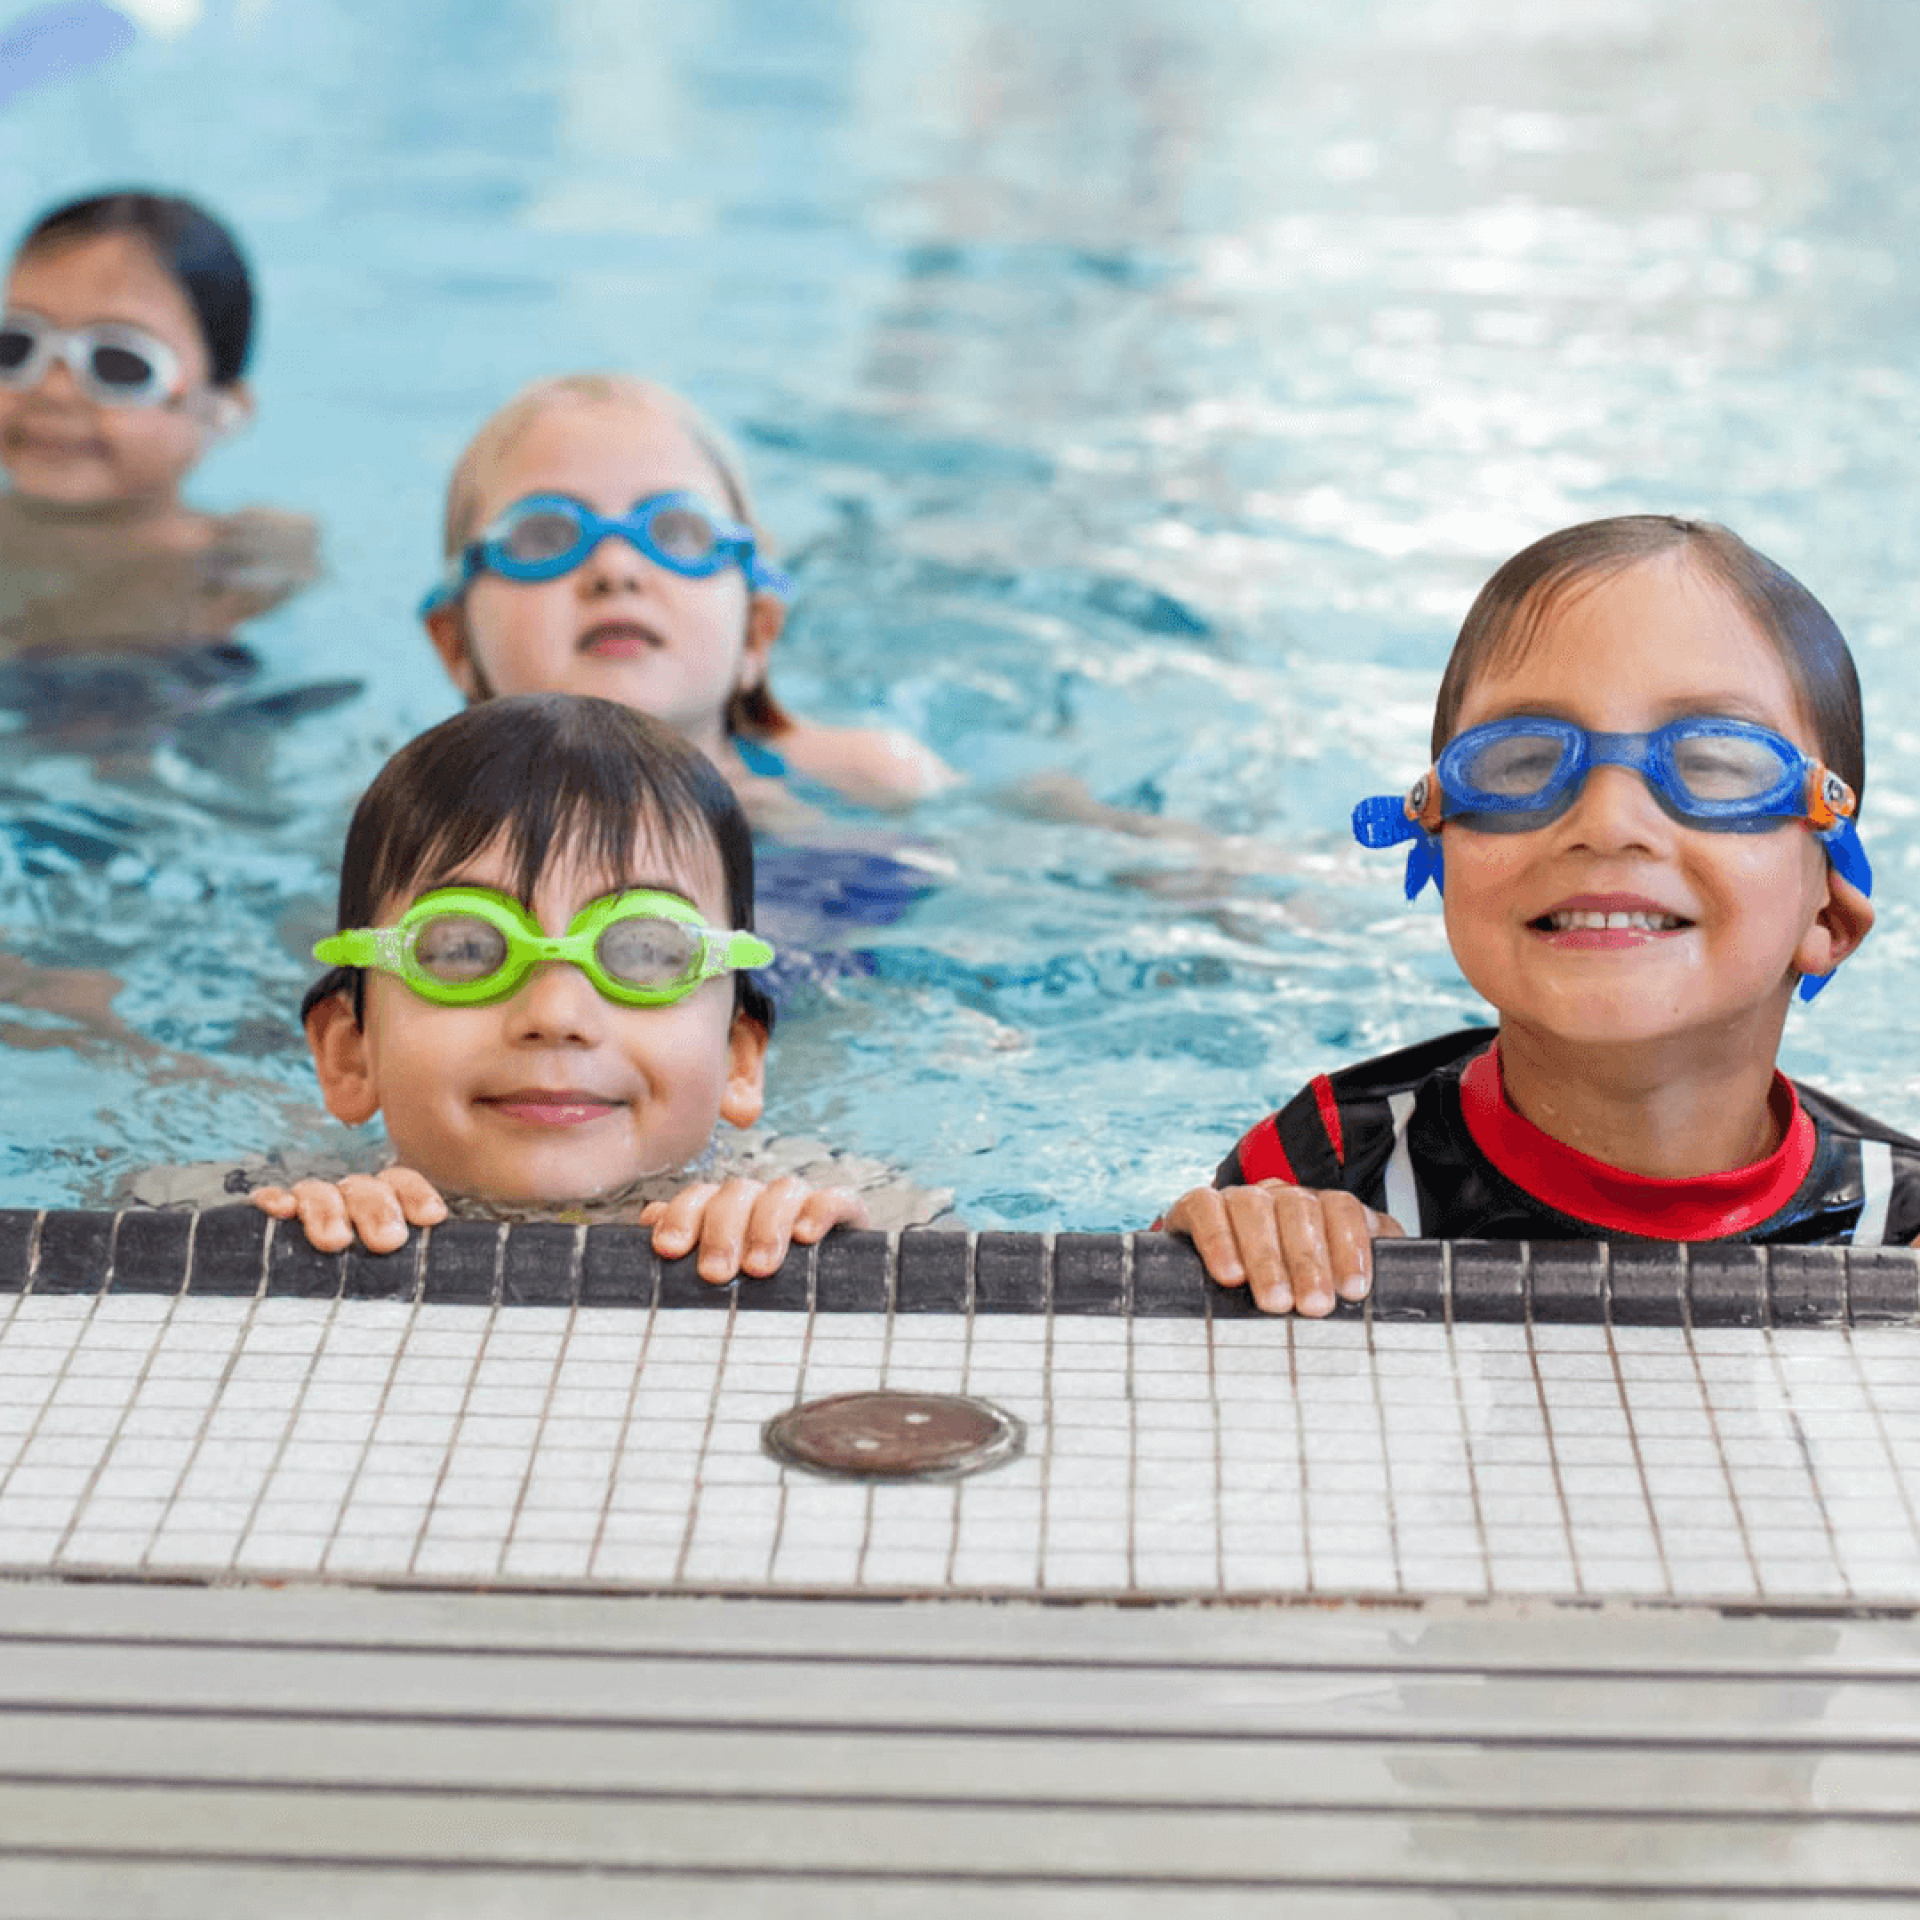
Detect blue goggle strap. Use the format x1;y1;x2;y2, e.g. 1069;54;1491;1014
1799;812;1873;1002
1351;786;1445;902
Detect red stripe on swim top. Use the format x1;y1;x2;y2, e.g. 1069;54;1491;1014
1311;1074;1345;1164
1458;1044;1815;1242
1235;1112;1298;1186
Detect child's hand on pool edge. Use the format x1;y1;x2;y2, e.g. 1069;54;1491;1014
252;1169;449;1254
1164;1182;1403;1317
640;1178;870;1284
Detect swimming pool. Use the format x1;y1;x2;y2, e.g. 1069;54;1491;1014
2;0;1919;1230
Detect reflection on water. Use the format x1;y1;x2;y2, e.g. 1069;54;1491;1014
0;0;1917;1224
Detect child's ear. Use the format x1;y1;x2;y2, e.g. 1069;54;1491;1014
304;991;381;1126
738;594;785;694
200;382;253;440
717;1014;769;1130
1796;871;1876;990
424;602;482;699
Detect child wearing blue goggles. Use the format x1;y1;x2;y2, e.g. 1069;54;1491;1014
420;375;956;815
1161;516;1917;1319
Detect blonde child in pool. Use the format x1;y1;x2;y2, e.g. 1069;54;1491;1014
0;190;315;654
253;692;895;1277
1165;516;1920;1314
420;374;955;825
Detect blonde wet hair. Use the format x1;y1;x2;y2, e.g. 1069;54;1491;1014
442;373;790;737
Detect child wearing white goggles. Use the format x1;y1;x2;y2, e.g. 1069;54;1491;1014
0;190;317;657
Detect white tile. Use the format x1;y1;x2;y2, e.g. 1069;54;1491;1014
592;1543;683;1582
234;1532;330;1572
323;1534;419;1573
147;1530;243;1567
501;1539;594;1579
949;1548;1041;1586
58;1529;152;1566
766;1546;863;1586
1040;1549;1132;1590
412;1537;506;1578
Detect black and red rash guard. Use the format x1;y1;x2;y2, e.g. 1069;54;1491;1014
1215;1028;1920;1246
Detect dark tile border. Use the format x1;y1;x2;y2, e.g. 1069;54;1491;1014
0;1214;1907;1325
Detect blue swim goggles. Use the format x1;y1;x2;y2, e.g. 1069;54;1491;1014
1353;716;1870;1001
419;490;793;617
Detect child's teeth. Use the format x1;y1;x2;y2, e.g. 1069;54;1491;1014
1550;909;1682;931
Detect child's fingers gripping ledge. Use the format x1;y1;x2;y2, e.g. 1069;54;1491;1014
251;1169;448;1252
640;1178;871;1284
1163;1180;1403;1317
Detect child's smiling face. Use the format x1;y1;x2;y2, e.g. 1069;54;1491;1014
0;231;220;510
308;825;767;1205
428;396;775;753
1440;550;1872;1069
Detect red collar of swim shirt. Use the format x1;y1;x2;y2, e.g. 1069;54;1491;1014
1459;1042;1814;1241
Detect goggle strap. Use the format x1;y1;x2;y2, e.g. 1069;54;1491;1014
311;928;388;970
1352;792;1445;900
1351;793;1421;849
1818;815;1873;899
717;931;775;972
1404;834;1444;902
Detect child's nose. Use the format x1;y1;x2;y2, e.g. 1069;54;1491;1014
29;353;83;402
505;959;605;1043
577;534;652;595
1556;763;1672;853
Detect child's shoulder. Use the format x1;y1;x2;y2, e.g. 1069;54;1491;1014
1223;1027;1492;1190
769;720;959;810
1310;1028;1495;1104
1789;1077;1920;1155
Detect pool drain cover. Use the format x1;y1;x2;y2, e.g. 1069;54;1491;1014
763;1390;1024;1481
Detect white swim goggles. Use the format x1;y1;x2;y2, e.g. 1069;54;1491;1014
313;886;774;1008
0;309;183;408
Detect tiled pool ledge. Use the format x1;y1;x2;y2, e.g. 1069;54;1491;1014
0;1208;1916;1324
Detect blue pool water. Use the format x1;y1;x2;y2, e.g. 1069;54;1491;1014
3;0;1920;1230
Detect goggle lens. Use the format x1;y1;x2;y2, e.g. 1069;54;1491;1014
413;914;511;985
497;509;585;566
596;915;703;990
645;502;725;565
89;342;161;392
0;327;31;373
1668;731;1788;803
1453;729;1574;799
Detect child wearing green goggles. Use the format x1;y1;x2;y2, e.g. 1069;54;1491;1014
253;693;943;1270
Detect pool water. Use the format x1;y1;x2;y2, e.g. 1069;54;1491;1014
3;0;1920;1230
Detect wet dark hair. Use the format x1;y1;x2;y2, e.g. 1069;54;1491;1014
1432;515;1866;804
302;692;773;1032
16;190;253;386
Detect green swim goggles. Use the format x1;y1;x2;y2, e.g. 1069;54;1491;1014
313;886;775;1008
